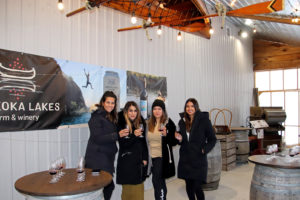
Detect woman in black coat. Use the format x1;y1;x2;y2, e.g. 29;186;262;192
85;91;126;200
175;98;217;200
147;99;177;200
116;101;148;200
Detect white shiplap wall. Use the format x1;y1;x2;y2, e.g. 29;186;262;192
0;0;253;199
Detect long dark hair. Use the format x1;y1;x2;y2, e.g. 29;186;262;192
96;91;118;124
148;106;168;133
123;101;142;133
184;98;200;132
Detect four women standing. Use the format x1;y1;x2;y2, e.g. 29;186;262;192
85;91;216;200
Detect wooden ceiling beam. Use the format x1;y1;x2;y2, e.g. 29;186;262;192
190;0;208;16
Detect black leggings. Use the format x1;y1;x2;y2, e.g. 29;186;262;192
184;179;205;200
103;180;115;200
152;157;167;200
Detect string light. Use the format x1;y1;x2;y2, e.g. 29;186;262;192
245;19;253;26
209;28;214;34
159;2;164;9
147;13;152;24
157;25;162;35
230;0;237;7
57;0;64;11
241;31;248;38
131;12;137;24
177;32;182;41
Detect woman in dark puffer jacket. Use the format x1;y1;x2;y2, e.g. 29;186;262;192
85;91;127;200
175;98;217;200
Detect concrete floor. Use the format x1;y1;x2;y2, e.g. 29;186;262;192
145;163;254;200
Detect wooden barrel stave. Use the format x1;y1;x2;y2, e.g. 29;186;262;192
202;140;222;191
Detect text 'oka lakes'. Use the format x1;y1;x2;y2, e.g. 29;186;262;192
0;102;60;111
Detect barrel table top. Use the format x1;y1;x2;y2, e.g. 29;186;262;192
15;169;112;197
248;155;300;169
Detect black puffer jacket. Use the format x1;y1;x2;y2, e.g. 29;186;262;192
161;118;177;179
116;111;148;184
177;111;216;182
85;108;118;175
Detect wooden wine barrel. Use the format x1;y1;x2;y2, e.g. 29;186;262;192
249;155;300;200
202;140;222;191
232;128;251;163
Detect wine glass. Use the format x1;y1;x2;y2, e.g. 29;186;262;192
159;123;165;136
176;124;180;133
124;124;130;139
139;124;144;138
266;145;274;161
266;145;273;155
272;144;278;156
76;157;85;182
57;157;66;177
76;157;85;173
49;161;59;183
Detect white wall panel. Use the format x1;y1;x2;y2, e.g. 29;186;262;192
0;0;253;199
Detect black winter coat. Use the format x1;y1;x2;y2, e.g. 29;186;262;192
177;111;216;182
85;108;118;175
116;111;149;184
148;118;177;179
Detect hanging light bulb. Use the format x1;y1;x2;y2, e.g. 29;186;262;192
241;31;248;38
245;19;253;26
157;25;162;35
177;32;182;41
147;13;152;24
131;12;137;24
253;28;257;33
209;28;214;35
57;0;64;11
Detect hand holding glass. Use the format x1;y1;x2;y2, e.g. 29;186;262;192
139;124;144;138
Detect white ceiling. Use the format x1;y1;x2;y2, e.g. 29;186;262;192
204;0;300;45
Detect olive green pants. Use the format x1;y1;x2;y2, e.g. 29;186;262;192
121;183;144;200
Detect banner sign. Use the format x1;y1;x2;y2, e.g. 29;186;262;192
0;49;65;131
0;49;166;132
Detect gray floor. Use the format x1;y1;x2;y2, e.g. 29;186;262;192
145;163;254;200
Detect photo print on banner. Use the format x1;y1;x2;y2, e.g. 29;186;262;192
0;49;166;132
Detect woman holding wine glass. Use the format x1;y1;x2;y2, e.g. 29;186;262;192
116;101;148;200
84;91;126;200
175;98;216;200
147;99;177;200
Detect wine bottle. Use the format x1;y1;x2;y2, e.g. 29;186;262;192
140;77;148;119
